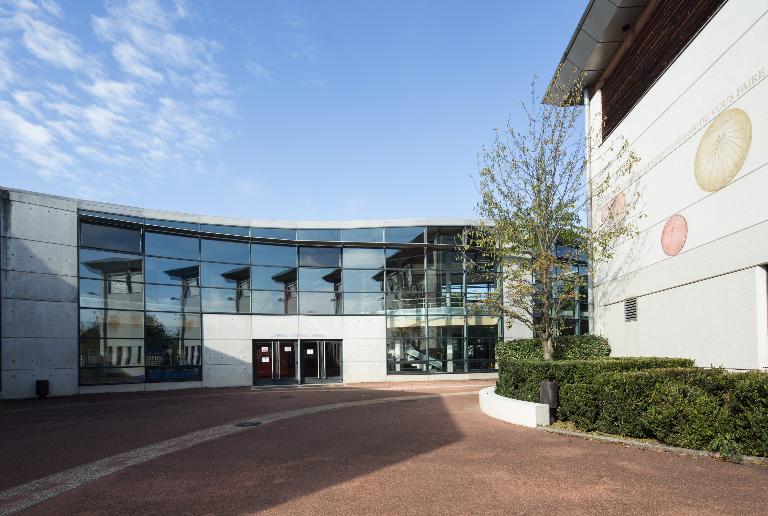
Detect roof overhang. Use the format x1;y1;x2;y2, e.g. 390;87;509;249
543;0;648;106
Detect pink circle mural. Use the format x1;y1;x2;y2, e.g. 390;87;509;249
661;214;688;256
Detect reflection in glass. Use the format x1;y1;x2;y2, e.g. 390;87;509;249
145;339;202;367
80;222;142;253
79;366;145;385
201;238;249;264
79;249;143;282
80;309;145;339
251;290;298;314
79;278;144;310
251;244;297;267
385;248;424;269
385;269;425;293
145;283;201;312
145;257;200;285
427;270;464;310
427;226;464;245
251;266;297;291
427;249;463;270
201;263;250;289
343;248;385;269
343;269;384;292
297;228;341;241
145;232;199;260
343;293;384;314
144;219;199;231
386;338;428;372
79;338;144;367
80;210;143;224
145;312;201;340
300;268;342;292
200;224;249;236
342;227;384;242
201;287;250;313
385;226;425;244
300;292;342;315
251;228;297;240
299;247;341;267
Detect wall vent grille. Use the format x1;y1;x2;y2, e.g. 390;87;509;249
625;297;638;322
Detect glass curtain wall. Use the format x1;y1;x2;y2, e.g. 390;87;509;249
77;213;514;384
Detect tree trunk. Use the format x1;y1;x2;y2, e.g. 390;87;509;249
542;335;554;360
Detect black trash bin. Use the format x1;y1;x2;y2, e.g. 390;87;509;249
540;380;559;422
36;380;49;400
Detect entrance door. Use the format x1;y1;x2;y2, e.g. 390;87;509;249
300;340;342;384
253;340;298;385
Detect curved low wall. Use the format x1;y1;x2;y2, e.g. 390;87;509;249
478;386;550;428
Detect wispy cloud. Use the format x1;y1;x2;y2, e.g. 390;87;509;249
0;0;234;198
246;60;271;79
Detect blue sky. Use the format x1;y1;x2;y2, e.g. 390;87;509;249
0;0;586;221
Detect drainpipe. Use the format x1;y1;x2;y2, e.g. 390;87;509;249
584;87;594;334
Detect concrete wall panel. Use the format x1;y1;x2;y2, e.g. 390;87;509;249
1;299;78;339
203;364;252;388
202;314;251;340
203;339;252;365
1;238;78;276
298;316;343;339
1;337;77;370
251;315;299;339
2;270;77;303
5;201;77;246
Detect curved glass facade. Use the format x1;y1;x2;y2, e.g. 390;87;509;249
76;210;504;385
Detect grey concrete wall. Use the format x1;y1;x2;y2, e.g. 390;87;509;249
1;190;80;399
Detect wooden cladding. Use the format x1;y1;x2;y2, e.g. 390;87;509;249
601;0;727;140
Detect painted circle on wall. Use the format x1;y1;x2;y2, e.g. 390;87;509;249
661;214;688;256
694;108;752;192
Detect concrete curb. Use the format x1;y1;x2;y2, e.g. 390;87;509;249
540;427;768;466
478;387;550;428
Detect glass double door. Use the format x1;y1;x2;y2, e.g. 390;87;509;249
300;340;343;384
253;339;342;385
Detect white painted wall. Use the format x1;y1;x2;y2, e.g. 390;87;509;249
591;0;768;370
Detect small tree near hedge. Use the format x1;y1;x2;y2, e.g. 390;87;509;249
470;74;640;359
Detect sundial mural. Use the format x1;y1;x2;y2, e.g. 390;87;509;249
693;108;752;192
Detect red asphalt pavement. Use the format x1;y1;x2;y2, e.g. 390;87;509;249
1;381;767;514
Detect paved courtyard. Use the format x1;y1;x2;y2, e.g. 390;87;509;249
1;381;767;515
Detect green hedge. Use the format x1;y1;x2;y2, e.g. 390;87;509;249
559;368;768;457
496;335;611;361
495;357;694;402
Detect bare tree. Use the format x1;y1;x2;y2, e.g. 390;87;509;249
470;74;640;359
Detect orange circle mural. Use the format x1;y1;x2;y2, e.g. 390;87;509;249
661;214;688;256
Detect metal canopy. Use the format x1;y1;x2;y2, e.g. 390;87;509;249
543;0;648;106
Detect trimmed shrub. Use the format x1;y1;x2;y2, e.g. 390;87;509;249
495;335;611;361
558;368;768;457
495;357;694;402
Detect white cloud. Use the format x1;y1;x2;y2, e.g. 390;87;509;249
0;0;235;198
246;60;271;79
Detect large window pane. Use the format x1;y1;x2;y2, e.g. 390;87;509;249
200;224;249;236
145;283;201;312
342;227;384;242
300;292;342;314
145;257;200;285
201;263;250;288
251;244;297;267
385;248;424;269
429;339;465;373
386;316;425;339
146;339;202;367
427;316;465;339
79;249;142;282
251;290;298;314
201;287;250;313
427;226;464;245
343;248;385;269
299;268;342;292
251;228;296;240
79;278;144;310
299;247;341;267
427;271;464;310
385;269;425;293
79;338;144;367
144;218;199;231
385;226;425;244
385;292;426;311
344;293;384;314
80;309;144;339
251;266;297;291
297;228;341;241
427;249;463;270
80;222;141;253
79;366;145;385
386;338;428;372
343;269;384;292
201;238;249;264
145;232;199;260
145;312;201;339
